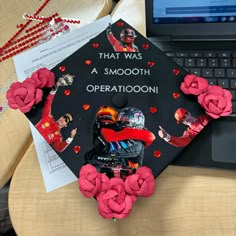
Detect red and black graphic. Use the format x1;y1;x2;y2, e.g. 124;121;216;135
85;106;155;179
158;108;211;147
106;24;139;52
35;74;77;153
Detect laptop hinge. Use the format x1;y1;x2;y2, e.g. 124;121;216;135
172;35;236;41
148;36;172;42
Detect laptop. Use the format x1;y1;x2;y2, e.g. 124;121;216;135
145;0;236;170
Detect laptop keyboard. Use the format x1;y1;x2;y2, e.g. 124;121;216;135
165;51;236;113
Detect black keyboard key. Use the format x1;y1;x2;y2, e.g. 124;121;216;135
190;52;202;57
227;69;236;78
230;90;236;100
232;102;236;113
184;68;191;72
202;68;213;77
176;52;188;57
184;58;195;67
214;68;225;77
218;79;229;88
190;68;201;76
233;59;236;67
166;52;175;57
172;58;184;66
207;79;217;85
196;58;207;67
208;58;219;67
218;52;231;58
230;80;236;89
204;52;216;57
220;58;231;67
233;53;236;58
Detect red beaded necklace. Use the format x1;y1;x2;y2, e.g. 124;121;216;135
0;0;80;63
0;0;51;62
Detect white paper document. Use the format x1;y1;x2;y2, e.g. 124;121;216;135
13;15;112;192
30;124;77;192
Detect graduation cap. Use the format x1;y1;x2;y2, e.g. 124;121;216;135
26;19;209;179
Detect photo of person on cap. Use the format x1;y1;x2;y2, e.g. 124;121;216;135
106;24;139;52
158;108;211;147
35;75;77;153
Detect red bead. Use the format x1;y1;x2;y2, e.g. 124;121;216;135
64;89;71;96
85;60;92;65
73;145;81;154
142;44;149;50
83;104;90;110
173;69;180;75
153;150;161;158
148;61;155;67
92;43;99;48
59;66;66;72
150;107;157;113
117;21;124;27
172;92;180;99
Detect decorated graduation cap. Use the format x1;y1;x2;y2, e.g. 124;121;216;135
6;19;232;219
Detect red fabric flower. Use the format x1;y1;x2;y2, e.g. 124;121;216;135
97;177;135;219
31;67;55;88
198;85;232;118
78;164;109;198
180;74;209;95
124;166;155;197
6;80;43;113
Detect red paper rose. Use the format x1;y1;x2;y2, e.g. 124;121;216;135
6;80;43;113
198;85;232;118
124;166;155;197
31;67;55;88
96;177;135;219
180;74;209;95
78;164;109;198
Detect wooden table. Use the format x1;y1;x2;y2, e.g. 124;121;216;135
9;143;236;236
9;0;236;235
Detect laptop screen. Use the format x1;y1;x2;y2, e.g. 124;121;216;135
146;0;236;37
153;0;236;24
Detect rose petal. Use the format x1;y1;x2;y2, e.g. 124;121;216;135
79;177;95;191
180;83;191;94
197;77;209;90
110;177;124;187
223;89;233;100
79;164;97;177
208;101;223;114
101;174;110;191
204;94;219;104
35;89;43;104
221;109;232;117
206;111;220;119
136;166;153;175
19;100;35;113
207;85;224;96
108;198;125;213
184;74;196;87
9;82;22;90
15;95;25;107
24;92;35;104
127;175;140;191
217;97;227;109
188;87;202;95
